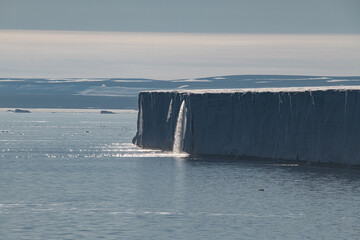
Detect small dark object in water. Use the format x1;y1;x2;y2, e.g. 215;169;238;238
100;110;115;114
85;131;90;133
15;109;31;113
257;189;265;191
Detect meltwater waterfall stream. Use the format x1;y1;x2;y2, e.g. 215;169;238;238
173;100;187;153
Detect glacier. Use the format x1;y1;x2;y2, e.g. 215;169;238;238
132;86;360;165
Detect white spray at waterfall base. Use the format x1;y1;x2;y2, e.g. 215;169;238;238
173;100;187;153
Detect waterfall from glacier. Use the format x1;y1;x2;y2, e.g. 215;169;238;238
173;100;187;153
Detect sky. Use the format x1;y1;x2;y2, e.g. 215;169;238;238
0;0;359;33
0;0;359;79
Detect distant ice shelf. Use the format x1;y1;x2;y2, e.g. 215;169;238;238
133;86;360;165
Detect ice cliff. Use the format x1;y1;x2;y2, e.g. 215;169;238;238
132;87;360;165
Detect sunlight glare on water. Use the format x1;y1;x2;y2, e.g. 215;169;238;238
101;143;189;158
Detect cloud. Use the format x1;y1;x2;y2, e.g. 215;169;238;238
0;30;359;79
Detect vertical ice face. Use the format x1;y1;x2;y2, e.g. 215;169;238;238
133;87;360;165
138;101;143;136
173;100;187;153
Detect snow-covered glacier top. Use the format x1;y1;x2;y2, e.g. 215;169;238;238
133;86;360;165
143;85;360;94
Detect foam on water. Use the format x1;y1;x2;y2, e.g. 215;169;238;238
103;143;188;158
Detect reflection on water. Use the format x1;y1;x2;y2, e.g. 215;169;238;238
0;111;359;240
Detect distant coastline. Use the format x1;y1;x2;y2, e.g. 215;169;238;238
1;75;360;110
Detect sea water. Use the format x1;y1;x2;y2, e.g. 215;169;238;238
0;111;359;240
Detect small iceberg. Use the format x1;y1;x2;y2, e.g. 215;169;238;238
100;110;115;114
14;109;31;113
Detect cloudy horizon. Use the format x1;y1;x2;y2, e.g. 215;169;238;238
1;0;359;79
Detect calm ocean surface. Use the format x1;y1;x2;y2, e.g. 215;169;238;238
0;111;359;239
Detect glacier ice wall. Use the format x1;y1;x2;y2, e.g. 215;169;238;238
132;87;360;165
